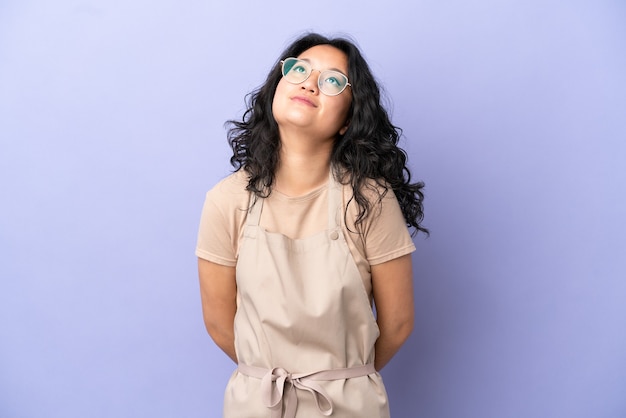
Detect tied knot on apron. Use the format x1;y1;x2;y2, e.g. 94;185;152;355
238;363;376;418
262;366;333;418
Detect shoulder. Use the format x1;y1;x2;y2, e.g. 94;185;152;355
200;170;251;232
340;177;414;265
205;170;250;208
340;176;397;216
208;170;249;198
196;170;251;266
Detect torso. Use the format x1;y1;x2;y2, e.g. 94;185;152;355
223;172;390;418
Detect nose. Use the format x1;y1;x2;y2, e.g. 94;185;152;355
300;70;320;94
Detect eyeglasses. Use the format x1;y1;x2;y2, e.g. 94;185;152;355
280;57;351;96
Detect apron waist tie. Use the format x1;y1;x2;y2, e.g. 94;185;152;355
237;363;376;418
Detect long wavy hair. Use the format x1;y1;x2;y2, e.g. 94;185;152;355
227;33;428;236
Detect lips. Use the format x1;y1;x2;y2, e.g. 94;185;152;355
291;95;317;107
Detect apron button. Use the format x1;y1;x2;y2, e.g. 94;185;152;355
330;231;339;240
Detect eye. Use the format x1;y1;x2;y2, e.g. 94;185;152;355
282;58;310;76
291;64;308;74
321;71;347;88
324;76;341;86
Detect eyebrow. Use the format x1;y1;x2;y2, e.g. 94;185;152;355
298;58;347;75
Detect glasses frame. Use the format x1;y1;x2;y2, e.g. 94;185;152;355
280;57;352;96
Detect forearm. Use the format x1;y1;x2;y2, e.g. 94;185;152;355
374;318;413;370
204;317;237;363
371;254;415;371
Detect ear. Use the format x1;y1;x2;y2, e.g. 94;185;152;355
339;120;350;136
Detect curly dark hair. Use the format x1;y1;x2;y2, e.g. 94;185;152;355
226;33;428;236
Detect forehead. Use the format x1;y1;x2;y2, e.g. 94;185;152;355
296;45;348;72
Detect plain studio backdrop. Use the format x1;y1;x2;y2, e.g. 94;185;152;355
1;1;625;417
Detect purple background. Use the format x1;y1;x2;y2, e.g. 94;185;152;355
1;1;625;417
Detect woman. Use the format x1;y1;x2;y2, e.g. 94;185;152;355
196;33;427;418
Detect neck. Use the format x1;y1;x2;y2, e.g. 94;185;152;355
274;130;334;197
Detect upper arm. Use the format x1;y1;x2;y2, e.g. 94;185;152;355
371;254;414;329
198;258;237;331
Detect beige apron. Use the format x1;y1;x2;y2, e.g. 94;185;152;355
224;173;390;418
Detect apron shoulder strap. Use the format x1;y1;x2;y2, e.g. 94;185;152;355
246;193;263;227
328;170;342;230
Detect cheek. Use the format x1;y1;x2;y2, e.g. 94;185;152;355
275;78;292;100
332;96;352;123
272;80;289;115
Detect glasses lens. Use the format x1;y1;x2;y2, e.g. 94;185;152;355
282;58;310;84
318;70;349;96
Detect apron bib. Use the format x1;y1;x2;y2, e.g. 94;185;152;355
224;173;390;418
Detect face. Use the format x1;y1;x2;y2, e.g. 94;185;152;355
272;45;352;141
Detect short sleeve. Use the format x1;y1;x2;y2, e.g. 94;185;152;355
355;186;416;266
195;171;250;266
